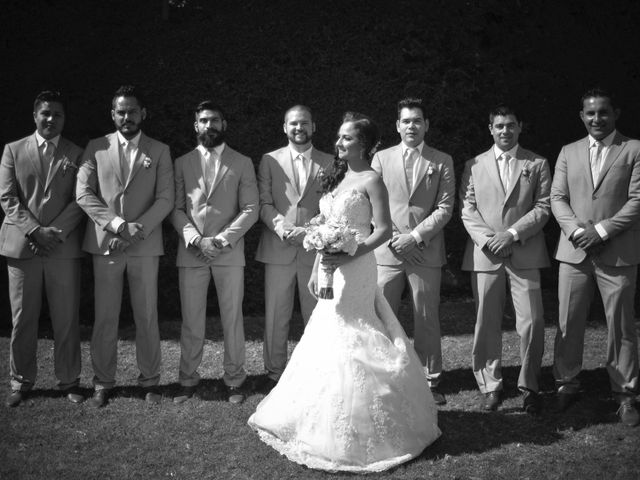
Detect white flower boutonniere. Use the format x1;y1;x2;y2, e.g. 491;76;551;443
61;158;78;176
427;165;435;177
522;164;532;182
143;158;152;169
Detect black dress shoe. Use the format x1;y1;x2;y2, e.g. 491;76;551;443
430;387;446;406
617;397;640;427
522;390;542;414
143;387;162;404
554;392;577;413
65;387;85;404
173;385;197;404
483;391;501;411
6;390;25;408
88;389;108;408
227;386;245;405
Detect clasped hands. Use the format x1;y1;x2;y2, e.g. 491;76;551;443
571;221;604;255
191;236;225;263
27;226;63;256
283;227;306;246
484;231;515;258
388;233;425;265
108;222;145;253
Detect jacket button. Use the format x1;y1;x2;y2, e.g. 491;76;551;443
592;194;597;200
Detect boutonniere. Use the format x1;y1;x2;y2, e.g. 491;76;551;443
61;158;78;176
143;158;152;169
427;165;435;176
522;163;531;182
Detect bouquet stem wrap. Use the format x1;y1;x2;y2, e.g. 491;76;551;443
317;262;335;299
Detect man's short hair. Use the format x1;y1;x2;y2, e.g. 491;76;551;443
284;104;313;122
34;90;65;112
194;100;226;121
112;85;145;109
397;97;426;119
581;87;617;109
489;105;520;124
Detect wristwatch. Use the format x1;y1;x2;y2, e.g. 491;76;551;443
116;223;125;235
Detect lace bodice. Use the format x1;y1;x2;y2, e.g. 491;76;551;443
319;189;372;241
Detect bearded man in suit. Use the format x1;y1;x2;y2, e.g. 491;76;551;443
255;105;333;391
551;88;640;427
76;85;174;407
171;101;259;405
460;105;551;413
372;97;455;405
1;90;85;407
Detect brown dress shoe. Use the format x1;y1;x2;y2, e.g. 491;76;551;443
483;391;501;411
88;389;108;408
65;387;85;404
144;387;162;404
6;390;25;408
617;397;640;427
227;386;245;405
173;385;197;404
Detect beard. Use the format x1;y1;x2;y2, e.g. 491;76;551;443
117;120;142;138
198;129;225;148
287;130;312;146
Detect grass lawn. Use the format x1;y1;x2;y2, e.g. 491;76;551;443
1;297;639;480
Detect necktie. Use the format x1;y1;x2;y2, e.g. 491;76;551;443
295;154;307;193
43;140;55;182
204;149;217;192
590;141;603;185
405;148;418;192
121;141;133;182
500;152;511;192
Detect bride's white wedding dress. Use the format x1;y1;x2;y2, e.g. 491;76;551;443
248;189;441;473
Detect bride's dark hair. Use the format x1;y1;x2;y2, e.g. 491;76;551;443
321;112;381;193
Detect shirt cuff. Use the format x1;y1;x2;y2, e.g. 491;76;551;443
570;227;585;240
410;230;423;245
507;228;519;241
186;233;201;248
594;223;608;241
109;217;125;234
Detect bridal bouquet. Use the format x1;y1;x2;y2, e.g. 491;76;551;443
303;216;359;299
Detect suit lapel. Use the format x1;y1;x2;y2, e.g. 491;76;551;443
594;133;625;192
209;146;230;196
390;144;411;199
481;149;504;194
126;133;148;188
503;147;525;200
44;139;65;191
278;148;299;196
300;148;323;198
108;134;124;187
26;135;46;188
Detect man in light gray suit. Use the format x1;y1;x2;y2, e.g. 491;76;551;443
372;97;455;405
171;101;259;405
255;105;333;391
460;105;551;413
1;91;85;407
76;85;174;408
551;88;640;426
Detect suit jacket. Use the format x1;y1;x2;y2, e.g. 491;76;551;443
76;132;174;256
255;146;333;266
372;143;455;267
171;144;259;267
460;146;551;272
551;132;640;267
0;133;85;259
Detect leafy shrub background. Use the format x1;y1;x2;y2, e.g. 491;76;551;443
1;0;639;327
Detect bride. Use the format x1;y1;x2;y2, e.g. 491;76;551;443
248;112;441;473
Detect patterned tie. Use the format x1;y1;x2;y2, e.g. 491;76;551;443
590;140;603;185
204;149;217;192
121;141;133;183
405;148;418;192
500;152;512;192
43;140;55;182
295;153;307;194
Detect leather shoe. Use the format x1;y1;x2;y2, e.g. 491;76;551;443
6;390;25;408
483;391;501;411
227;386;245;405
144;387;162;404
173;386;197;404
554;392;578;413
88;389;108;408
617;397;640;427
430;387;446;406
65;387;85;404
522;390;541;414
260;377;278;394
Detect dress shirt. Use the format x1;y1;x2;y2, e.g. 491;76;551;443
493;144;520;241
289;146;312;194
400;142;426;246
571;130;617;242
28;133;61;235
109;131;141;234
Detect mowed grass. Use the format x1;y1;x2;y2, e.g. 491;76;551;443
1;297;639;480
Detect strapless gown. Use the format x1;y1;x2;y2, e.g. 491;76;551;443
248;189;441;473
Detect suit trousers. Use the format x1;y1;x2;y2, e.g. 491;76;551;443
7;257;81;391
263;258;316;380
377;263;442;386
554;259;639;394
91;254;161;389
471;263;544;394
178;264;246;388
